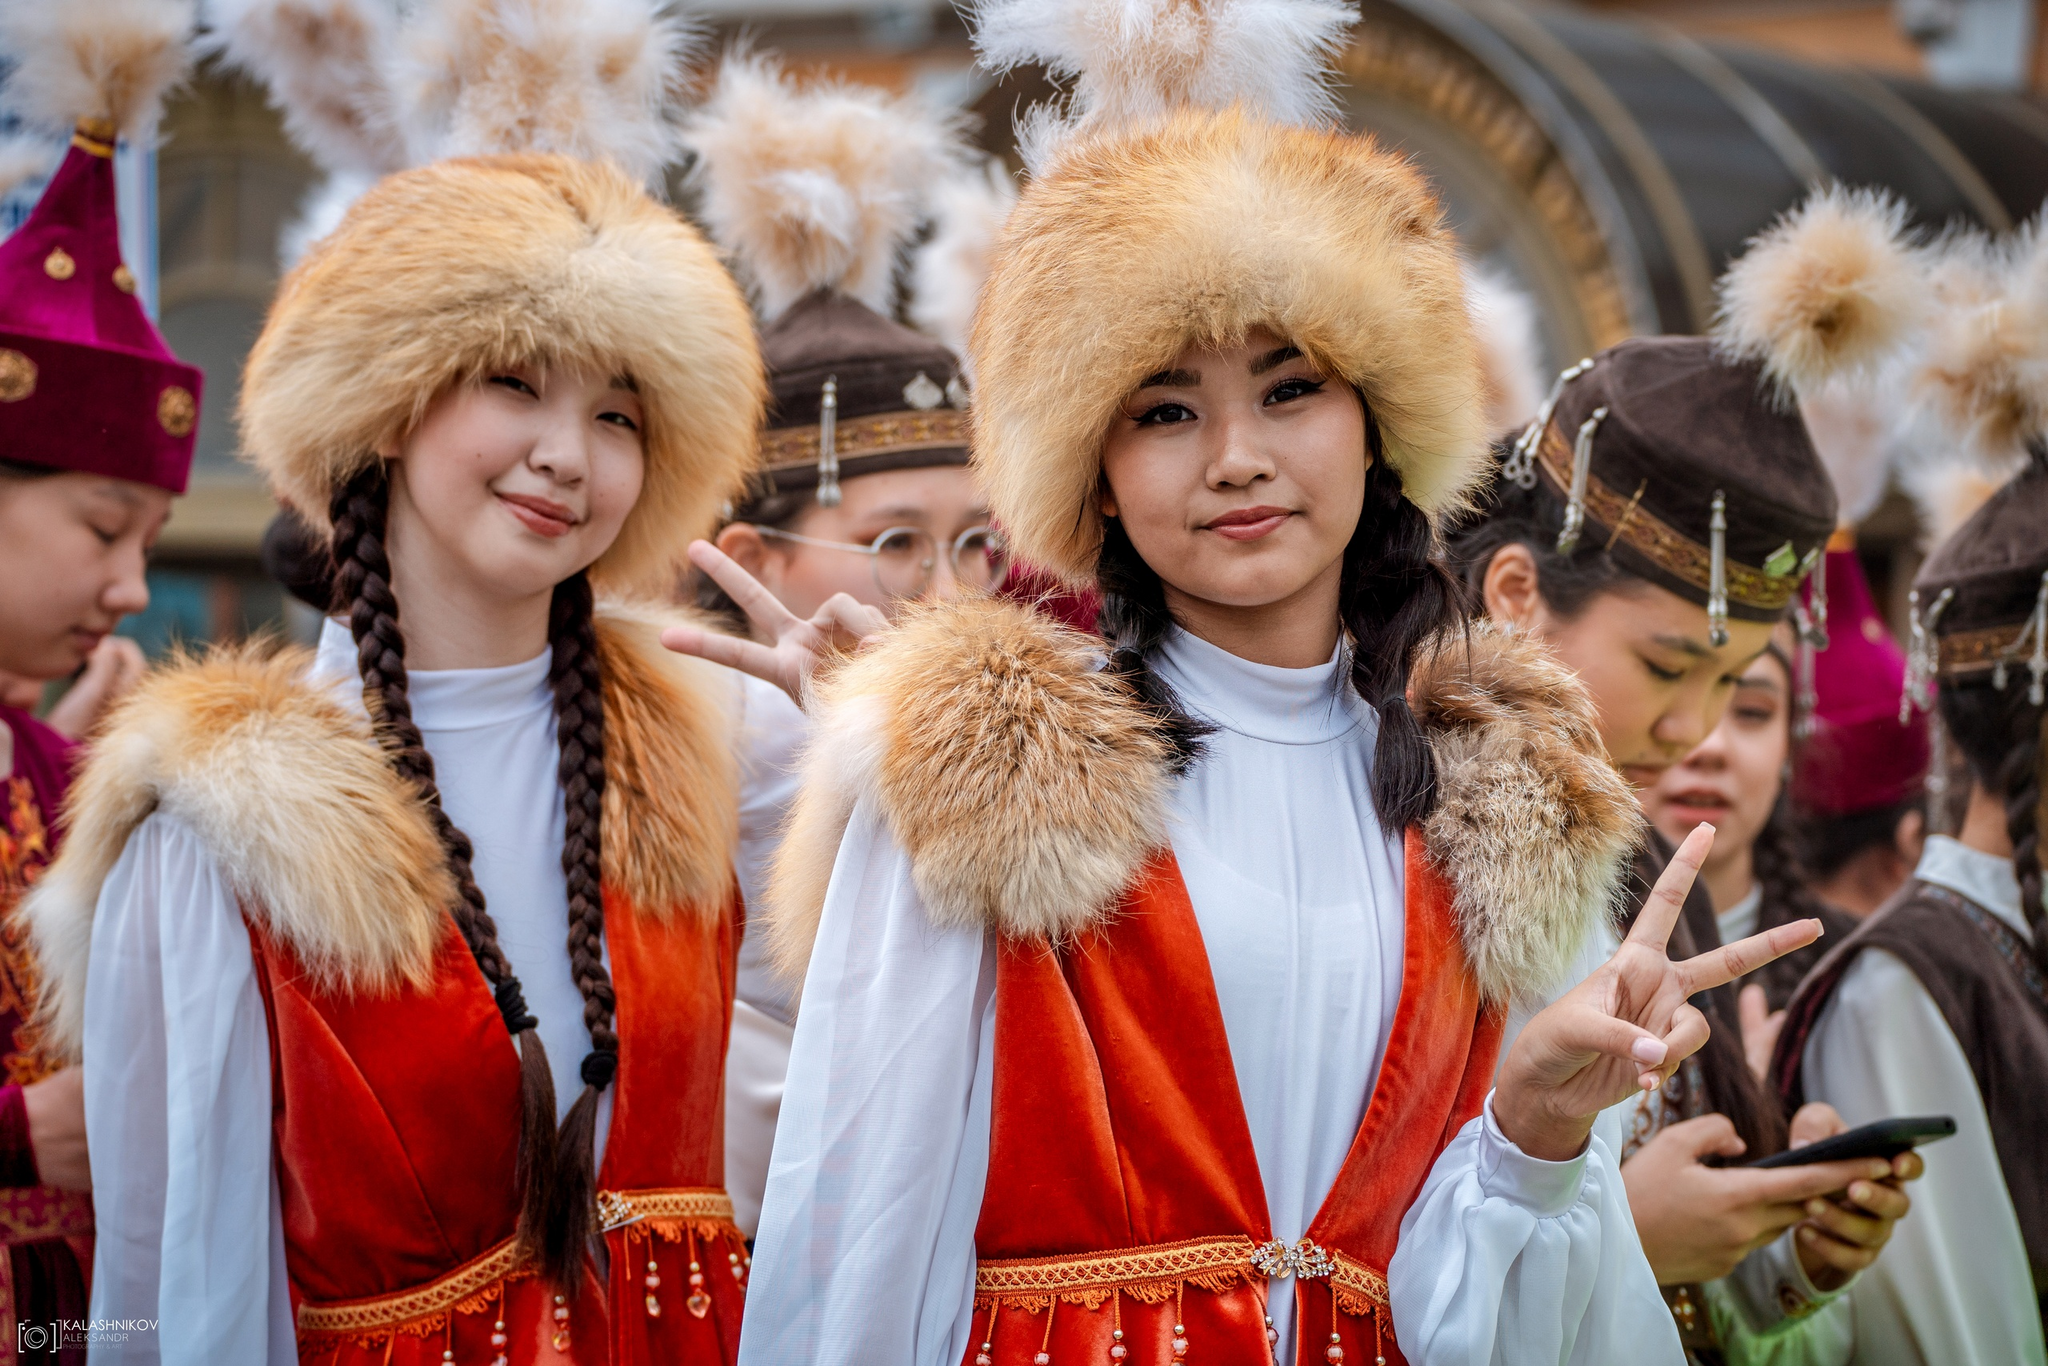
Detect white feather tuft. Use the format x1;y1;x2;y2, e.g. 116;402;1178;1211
1905;220;2048;469
202;0;406;176
908;158;1017;373
970;0;1356;174
1798;376;1906;527
1463;265;1545;438
396;0;699;185
1715;184;1925;398
0;0;196;137
277;169;375;266
0;135;59;216
1900;457;2012;547
681;51;971;320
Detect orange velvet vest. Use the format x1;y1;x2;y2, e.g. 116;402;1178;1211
966;834;1500;1366
249;884;748;1366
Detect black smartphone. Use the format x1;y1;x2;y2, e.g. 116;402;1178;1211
1747;1115;1956;1168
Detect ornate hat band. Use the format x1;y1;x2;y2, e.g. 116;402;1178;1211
759;408;967;469
1534;419;1805;614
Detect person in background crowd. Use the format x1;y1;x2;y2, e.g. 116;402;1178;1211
1643;638;1856;1044
1790;546;1928;918
1446;186;1927;1364
0;2;204;1358
1776;217;2048;1366
664;53;999;1238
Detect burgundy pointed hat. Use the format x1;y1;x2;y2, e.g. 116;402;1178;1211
1792;545;1929;815
0;2;201;494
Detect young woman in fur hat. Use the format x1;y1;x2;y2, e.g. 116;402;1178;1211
1443;188;1928;1364
1773;222;2048;1366
19;0;784;1350
702;4;1830;1364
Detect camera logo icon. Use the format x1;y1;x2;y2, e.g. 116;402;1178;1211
17;1322;52;1352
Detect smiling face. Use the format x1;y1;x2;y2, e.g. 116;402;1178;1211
1482;543;1780;789
384;362;646;610
0;469;168;679
1641;647;1791;868
1097;328;1366;657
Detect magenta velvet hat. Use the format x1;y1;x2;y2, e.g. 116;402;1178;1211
0;122;200;494
1792;547;1930;815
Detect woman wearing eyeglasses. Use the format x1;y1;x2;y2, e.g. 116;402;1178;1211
659;56;1000;1241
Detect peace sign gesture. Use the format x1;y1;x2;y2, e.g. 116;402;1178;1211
1492;824;1823;1162
660;541;888;706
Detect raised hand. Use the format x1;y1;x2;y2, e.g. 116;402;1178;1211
660;540;887;706
1493;824;1823;1161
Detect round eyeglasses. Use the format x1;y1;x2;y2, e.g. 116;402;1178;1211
756;524;1009;600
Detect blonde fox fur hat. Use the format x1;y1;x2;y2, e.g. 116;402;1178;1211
965;0;1485;583
238;153;764;595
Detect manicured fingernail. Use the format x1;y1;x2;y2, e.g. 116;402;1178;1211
1851;1183;1871;1202
1807;1200;1826;1215
1800;1227;1817;1243
1631;1037;1667;1064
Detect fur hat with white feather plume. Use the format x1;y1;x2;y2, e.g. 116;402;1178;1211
964;0;1488;583
0;0;204;492
224;0;762;596
679;51;976;513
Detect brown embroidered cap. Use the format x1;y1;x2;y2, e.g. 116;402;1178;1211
1504;335;1837;635
747;289;969;513
1911;448;2048;700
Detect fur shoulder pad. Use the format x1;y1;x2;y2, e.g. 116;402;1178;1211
26;602;741;1062
766;600;1639;1004
24;644;455;1061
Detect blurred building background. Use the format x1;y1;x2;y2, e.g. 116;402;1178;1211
8;0;2047;652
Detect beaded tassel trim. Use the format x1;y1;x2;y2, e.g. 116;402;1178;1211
972;1235;1390;1318
295;1237;530;1344
595;1186;738;1233
1532;421;1813;612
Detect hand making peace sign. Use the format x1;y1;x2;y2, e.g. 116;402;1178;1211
1493;824;1824;1161
659;540;888;705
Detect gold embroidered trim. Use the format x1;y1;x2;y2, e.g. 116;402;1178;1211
1937;622;2030;675
1330;1250;1391;1317
761;409;967;469
295;1237;529;1338
0;1187;92;1244
1536;422;1802;612
596;1186;737;1233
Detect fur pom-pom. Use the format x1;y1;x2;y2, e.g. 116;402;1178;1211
1905;223;2048;466
1715;184;1924;398
203;0;406;176
0;0;195;136
397;0;699;184
971;0;1355;172
1464;264;1545;438
680;51;970;319
908;159;1016;373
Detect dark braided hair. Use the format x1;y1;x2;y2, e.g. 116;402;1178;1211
329;462;617;1287
1939;677;2048;977
1096;395;1464;829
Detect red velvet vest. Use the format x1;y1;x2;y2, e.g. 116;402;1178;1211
965;833;1501;1366
249;884;748;1366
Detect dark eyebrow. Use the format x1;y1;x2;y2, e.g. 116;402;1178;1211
1735;672;1783;694
1136;368;1201;389
1250;345;1303;376
1651;633;1714;661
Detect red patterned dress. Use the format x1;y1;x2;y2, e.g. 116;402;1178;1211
0;707;89;1366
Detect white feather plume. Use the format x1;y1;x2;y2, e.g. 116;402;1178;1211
1715;184;1925;399
1905;220;2048;470
203;0;406;176
909;158;1017;373
0;0;195;137
0;135;59;214
396;0;699;185
681;51;971;320
1798;376;1906;527
970;0;1356;174
1463;265;1545;438
277;168;376;266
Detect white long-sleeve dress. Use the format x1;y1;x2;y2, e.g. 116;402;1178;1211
80;620;758;1363
740;628;1679;1366
1798;835;2048;1366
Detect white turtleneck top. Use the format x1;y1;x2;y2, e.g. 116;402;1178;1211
740;627;1677;1366
80;620;702;1363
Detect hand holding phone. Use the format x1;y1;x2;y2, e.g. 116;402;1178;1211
1747;1115;1955;1169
